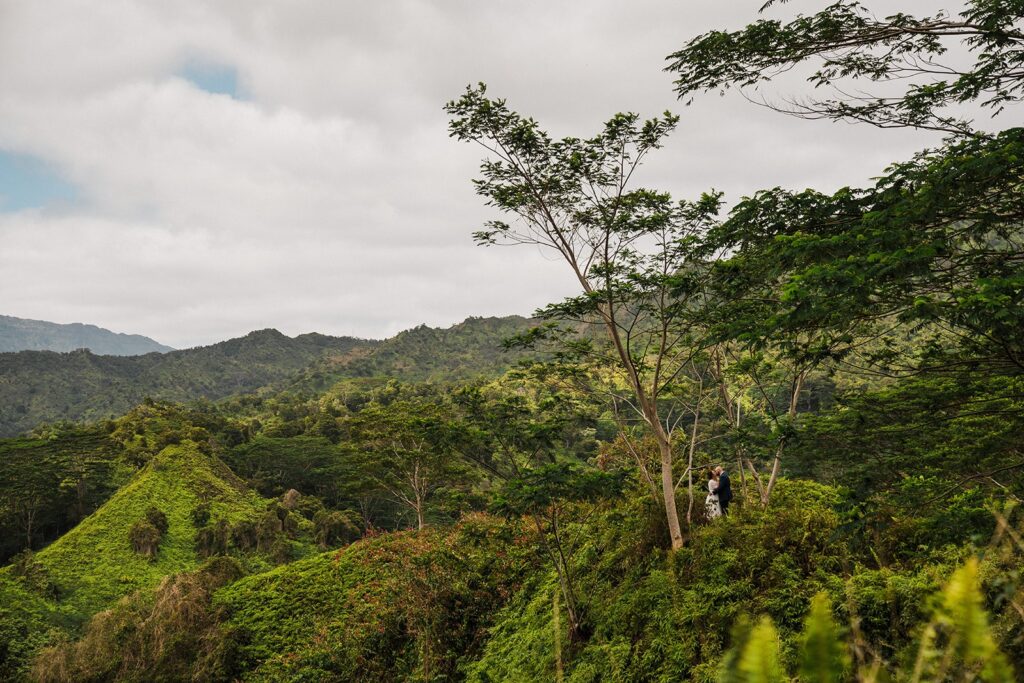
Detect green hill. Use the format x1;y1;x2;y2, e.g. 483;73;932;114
28;514;537;683
0;315;173;355
21;482;1002;683
282;315;538;392
30;443;267;614
0;443;277;677
336;315;537;381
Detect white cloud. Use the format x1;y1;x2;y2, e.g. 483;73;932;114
0;0;958;347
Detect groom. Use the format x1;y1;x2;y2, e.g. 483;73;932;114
715;466;732;516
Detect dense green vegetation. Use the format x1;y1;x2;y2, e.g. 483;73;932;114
2;1;1023;681
0;437;316;679
0;316;535;437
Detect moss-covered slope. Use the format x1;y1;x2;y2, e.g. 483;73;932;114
32;442;266;614
0;442;271;678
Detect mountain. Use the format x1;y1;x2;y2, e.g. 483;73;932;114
19;443;267;614
0;315;173;355
283;315;539;391
0;316;538;437
0;329;372;436
24;513;535;682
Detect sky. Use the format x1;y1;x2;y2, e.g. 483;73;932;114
0;1;959;349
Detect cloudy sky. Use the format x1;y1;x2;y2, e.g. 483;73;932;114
0;1;953;349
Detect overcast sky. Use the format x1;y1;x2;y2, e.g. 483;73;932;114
0;1;957;349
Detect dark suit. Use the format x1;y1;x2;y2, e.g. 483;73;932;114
718;472;732;515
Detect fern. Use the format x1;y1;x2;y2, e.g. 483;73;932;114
910;558;1014;683
799;593;849;683
721;616;788;683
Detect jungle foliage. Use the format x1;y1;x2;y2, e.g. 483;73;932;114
2;1;1024;681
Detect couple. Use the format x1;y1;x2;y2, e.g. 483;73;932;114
704;466;732;519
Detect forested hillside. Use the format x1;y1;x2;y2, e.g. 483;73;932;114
0;315;173;355
2;1;1023;682
0;316;534;437
283;315;539;391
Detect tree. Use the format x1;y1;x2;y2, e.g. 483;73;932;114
346;397;474;530
492;462;623;644
701;130;1024;380
667;0;1024;138
446;84;720;550
665;2;1024;494
453;377;607;642
706;345;818;507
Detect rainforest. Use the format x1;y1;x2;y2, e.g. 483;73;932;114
2;1;1024;681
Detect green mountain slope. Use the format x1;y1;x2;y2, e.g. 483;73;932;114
0;443;272;677
24;482;1000;683
283;315;538;392
0;315;173;355
30;514;537;683
32;443;266;614
0;329;372;436
0;316;538;437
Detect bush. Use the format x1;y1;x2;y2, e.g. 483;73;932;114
8;550;59;600
467;479;851;682
31;557;247;683
144;507;169;535
191;502;211;528
128;520;162;560
230;520;259;552
196;519;231;558
312;509;361;549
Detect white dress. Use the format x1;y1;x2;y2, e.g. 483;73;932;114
705;479;722;519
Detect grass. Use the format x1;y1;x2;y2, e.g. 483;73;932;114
0;442;273;679
32;442;266;615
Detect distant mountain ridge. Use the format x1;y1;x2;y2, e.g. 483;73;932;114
0;315;536;436
283;315;539;391
0;315;173;355
0;328;371;436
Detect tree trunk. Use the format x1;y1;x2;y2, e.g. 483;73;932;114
686;458;694;527
654;426;685;550
553;588;565;682
592;295;684;550
737;453;747;501
761;370;806;507
762;444;785;506
23;503;37;550
744;457;767;503
532;512;586;643
685;405;700;527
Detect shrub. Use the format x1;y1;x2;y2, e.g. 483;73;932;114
191;502;211;528
717;559;1014;682
128;520;162;560
230;520;258;551
144;507;169;535
196;519;231;558
8;550;59;600
31;557;247;683
312;509;361;549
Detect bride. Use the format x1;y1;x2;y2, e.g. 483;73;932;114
705;469;722;520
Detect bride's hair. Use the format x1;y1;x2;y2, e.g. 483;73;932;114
707;468;717;481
